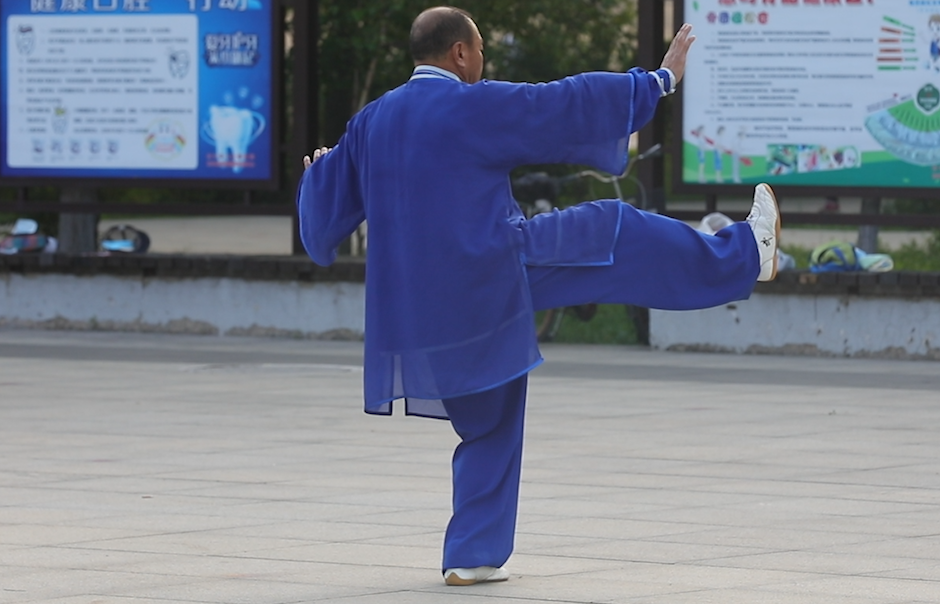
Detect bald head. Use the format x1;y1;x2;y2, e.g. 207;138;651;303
410;6;476;63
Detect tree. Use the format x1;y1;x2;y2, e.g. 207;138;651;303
317;1;639;145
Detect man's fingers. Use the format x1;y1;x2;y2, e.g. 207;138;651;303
660;23;695;84
671;23;695;50
674;23;691;40
303;147;334;169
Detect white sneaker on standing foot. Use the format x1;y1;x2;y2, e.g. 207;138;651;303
443;566;510;586
746;183;781;281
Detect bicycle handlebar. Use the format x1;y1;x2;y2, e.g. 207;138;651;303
511;144;664;208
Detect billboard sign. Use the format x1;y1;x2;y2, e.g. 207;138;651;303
1;0;279;188
676;0;940;196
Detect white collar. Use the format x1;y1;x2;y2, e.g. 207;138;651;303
410;65;462;82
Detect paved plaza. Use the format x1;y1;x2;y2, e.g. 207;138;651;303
2;328;940;603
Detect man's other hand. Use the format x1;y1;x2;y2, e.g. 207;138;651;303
303;146;333;169
660;23;695;85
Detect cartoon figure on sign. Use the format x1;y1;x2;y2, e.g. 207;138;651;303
797;145;819;173
16;25;35;55
690;125;708;183
168;49;190;79
731;127;745;184
841;147;859;169
713;126;725;183
767;145;796;176
145;120;186;160
52;107;68;135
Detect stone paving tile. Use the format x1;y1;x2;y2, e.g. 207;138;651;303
126;579;394;604
867;559;940;582
216;519;441;544
534;536;777;565
241;541;442;569
624;587;913;604
700;549;935;576
646;525;889;550
0;567;204;604
434;571;724;602
2;329;940;603
771;574;940;601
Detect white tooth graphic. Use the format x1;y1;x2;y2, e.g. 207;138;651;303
208;105;264;174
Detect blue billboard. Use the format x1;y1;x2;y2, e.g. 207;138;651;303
1;0;278;187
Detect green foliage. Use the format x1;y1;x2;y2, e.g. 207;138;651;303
0;187;60;235
318;0;639;144
780;243;812;269
536;304;640;345
890;231;940;271
479;1;638;83
0;212;59;237
0;182;288;211
889;199;940;215
781;232;940;272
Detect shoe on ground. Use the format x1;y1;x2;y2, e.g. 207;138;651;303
443;566;510;586
746;183;781;281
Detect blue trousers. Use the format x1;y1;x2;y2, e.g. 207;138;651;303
440;204;759;570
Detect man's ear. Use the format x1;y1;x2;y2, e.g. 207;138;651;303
451;40;467;67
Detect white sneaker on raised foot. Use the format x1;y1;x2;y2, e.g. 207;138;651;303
443;566;510;586
746;183;781;281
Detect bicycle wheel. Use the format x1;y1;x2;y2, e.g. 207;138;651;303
536;308;566;342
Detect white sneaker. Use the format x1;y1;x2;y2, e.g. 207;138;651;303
746;183;781;281
443;566;510;586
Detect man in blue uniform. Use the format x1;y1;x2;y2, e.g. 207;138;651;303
298;6;780;586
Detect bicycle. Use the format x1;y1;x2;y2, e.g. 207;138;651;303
511;144;662;343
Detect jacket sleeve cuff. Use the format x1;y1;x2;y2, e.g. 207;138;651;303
654;68;677;97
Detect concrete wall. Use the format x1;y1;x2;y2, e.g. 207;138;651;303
0;272;365;339
650;293;940;361
4;259;939;362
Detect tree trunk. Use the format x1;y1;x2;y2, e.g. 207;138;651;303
856;197;880;254
58;188;99;254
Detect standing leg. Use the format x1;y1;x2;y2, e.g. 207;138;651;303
441;375;527;577
527;202;760;312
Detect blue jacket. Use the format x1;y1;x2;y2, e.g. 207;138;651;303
297;68;663;418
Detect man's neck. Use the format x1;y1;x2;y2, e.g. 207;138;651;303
411;64;462;82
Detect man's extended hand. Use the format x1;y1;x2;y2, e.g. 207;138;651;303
660;23;696;86
302;146;333;169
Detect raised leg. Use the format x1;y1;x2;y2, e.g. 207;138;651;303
527;202;760;312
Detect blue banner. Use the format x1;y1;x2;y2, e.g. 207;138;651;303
1;0;275;183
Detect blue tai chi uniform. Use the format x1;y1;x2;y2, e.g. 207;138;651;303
297;65;760;571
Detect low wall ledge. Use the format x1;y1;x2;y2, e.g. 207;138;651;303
0;254;366;283
754;270;940;298
2;257;938;298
